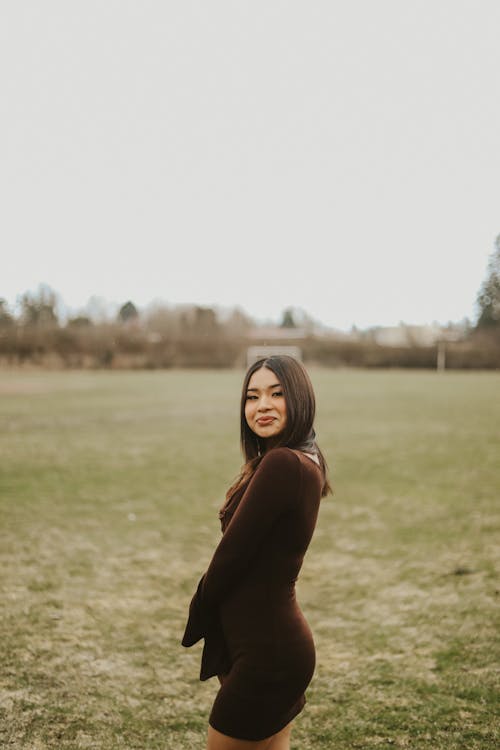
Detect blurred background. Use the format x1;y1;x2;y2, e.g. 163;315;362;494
1;0;500;371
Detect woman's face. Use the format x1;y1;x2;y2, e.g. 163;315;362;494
244;366;287;444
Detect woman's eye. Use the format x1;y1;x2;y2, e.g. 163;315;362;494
246;395;257;400
272;391;283;397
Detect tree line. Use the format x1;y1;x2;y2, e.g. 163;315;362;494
1;238;499;369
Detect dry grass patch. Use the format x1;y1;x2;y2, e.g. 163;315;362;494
1;369;499;749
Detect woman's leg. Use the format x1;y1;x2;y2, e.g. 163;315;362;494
207;725;272;750
206;721;292;750
207;722;292;750
265;722;292;750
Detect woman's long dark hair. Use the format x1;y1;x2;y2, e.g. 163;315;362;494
223;355;331;508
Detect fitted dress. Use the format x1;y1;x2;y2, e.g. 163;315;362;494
181;446;323;742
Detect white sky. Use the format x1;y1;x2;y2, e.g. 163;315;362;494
1;1;499;331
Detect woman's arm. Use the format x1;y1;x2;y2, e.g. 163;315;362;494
181;574;206;646
200;447;301;608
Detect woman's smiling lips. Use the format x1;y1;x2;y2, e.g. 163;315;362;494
256;417;276;425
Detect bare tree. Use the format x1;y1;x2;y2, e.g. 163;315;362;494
0;299;14;327
19;285;59;327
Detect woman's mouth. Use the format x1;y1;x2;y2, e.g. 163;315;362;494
257;417;276;425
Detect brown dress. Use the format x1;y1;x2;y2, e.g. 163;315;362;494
181;447;323;742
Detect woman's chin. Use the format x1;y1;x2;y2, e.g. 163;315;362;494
255;429;279;440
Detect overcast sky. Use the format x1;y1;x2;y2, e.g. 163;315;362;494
1;1;499;330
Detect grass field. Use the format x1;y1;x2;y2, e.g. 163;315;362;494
0;368;499;750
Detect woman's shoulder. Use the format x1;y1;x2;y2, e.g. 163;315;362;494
252;449;302;497
257;447;323;487
256;447;322;498
257;447;311;481
259;446;302;469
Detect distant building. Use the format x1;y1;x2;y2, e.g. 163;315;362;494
248;321;351;341
371;324;445;347
247;325;308;340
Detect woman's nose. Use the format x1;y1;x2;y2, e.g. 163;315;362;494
258;395;271;410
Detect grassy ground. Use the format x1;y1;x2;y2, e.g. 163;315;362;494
0;368;499;749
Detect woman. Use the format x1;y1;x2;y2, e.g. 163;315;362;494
182;355;331;750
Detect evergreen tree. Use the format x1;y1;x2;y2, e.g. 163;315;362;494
280;308;296;328
118;301;139;323
476;236;500;328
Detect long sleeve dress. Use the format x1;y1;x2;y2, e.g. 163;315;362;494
181;446;323;742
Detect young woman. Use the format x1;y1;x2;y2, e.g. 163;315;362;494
182;355;331;750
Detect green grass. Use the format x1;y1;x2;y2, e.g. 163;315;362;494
0;368;499;749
